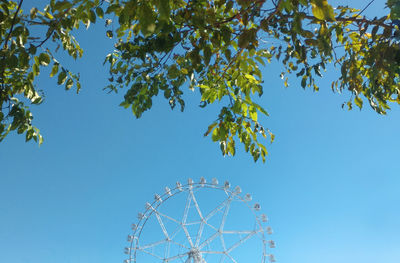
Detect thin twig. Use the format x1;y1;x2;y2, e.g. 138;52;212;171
35;8;71;48
279;14;392;30
214;0;265;26
357;0;375;18
3;0;24;50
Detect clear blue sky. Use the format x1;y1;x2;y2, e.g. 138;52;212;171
1;1;399;263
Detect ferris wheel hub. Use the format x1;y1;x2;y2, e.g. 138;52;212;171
187;248;205;263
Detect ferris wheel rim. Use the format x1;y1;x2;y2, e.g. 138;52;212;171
125;178;275;263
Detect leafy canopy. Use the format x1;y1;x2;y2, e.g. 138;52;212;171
1;0;399;162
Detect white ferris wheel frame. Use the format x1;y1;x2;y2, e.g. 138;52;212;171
124;178;276;263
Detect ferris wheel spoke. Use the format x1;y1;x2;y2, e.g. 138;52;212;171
139;248;164;260
164;239;171;259
163;252;189;262
225;252;238;263
189;189;206;248
182;192;192;224
155;212;170;239
189;189;204;220
182;224;194;248
195;221;205;248
204;195;232;221
226;232;256;253
219;254;226;263
200;250;224;254
203;221;218;232
170;239;191;250
169;226;183;240
185;221;202;226
139;239;167;250
219;234;227;251
219;197;232;231
181;191;195;248
147;205;171;239
156;211;181;224
198;230;221;249
222;230;256;234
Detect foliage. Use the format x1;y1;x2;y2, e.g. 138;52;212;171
1;0;399;162
0;0;91;144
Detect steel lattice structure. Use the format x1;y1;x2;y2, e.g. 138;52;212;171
123;178;276;263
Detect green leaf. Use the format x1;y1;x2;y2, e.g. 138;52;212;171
255;56;265;66
224;49;232;61
311;0;336;21
245;74;257;83
65;78;73;90
38;134;43;145
120;101;130;109
32;63;39;76
8;54;18;68
26;128;34;142
249;108;257;121
106;30;113;38
389;0;400;19
221;27;231;43
167;64;179;79
76;82;81;93
204;122;217;137
138;4;156;36
268;130;275;143
354;96;363;109
204;45;212;65
50;63;59;77
347;101;353;110
238;31;250;49
28;45;37;55
96;7;104;19
212;127;220;141
89;9;96;23
252;102;269;116
301;76;307;88
299;0;308;5
157;0;171;21
58;71;67;85
305;39;318;46
19;51;29;67
54;1;72;11
38;53;50;66
30;7;38;19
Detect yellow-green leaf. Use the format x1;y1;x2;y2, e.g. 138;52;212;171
354;96;363;109
204;122;217;137
212;127;220;141
311;0;336;21
245;74;257;83
50;63;59;77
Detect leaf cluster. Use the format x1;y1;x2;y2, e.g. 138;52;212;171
1;0;398;163
104;0;399;162
0;0;99;143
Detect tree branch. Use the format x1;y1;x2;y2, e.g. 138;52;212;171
35;8;71;48
280;14;393;30
3;0;24;50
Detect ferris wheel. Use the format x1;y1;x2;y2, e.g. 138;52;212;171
123;178;276;263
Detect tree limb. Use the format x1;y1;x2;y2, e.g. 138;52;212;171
3;0;24;50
